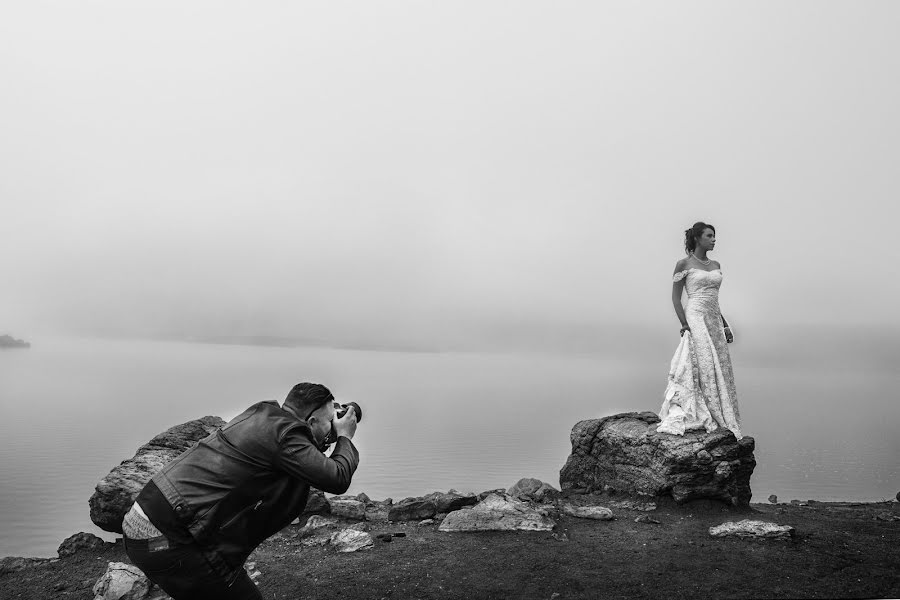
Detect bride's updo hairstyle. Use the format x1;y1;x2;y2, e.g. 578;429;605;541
684;221;715;254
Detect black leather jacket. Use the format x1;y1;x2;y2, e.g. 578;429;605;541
136;401;359;575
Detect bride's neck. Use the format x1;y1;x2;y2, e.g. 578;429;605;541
692;249;708;260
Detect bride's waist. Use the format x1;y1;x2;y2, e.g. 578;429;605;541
685;296;719;311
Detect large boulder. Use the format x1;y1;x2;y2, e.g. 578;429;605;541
89;417;225;533
559;412;756;506
438;494;556;532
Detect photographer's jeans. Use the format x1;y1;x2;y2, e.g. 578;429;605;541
124;537;263;600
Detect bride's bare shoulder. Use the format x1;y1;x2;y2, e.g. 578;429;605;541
674;257;690;272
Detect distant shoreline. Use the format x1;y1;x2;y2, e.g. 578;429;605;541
0;334;30;349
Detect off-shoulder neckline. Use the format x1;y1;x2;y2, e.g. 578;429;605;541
685;267;721;273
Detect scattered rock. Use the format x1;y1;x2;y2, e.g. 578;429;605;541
560;503;614;521
347;522;370;532
896;491;899;503
299;515;337;533
507;478;560;503
92;562;170;600
607;499;657;512
559;412;756;506
768;495;778;504
634;515;661;524
0;556;52;575
875;512;900;522
375;533;393;542
423;491;479;513
89;416;225;533
297;515;339;546
329;529;374;552
58;532;109;557
245;561;261;583
356;492;371;504
790;499;806;506
419;519;435;526
708;520;794;539
477;488;507;501
388;497;437;522
438;494;556;532
303;489;330;515
551;532;569;542
328;498;366;520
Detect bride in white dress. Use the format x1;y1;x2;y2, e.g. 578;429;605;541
657;222;743;440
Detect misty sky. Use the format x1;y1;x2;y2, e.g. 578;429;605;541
2;2;898;350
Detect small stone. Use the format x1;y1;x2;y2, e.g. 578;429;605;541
53;582;67;591
375;533;393;542
709;520;794;539
92;562;153;600
439;494;556;532
329;499;366;520
895;491;899;503
875;512;900;522
768;495;778;504
329;529;374;552
356;492;371;504
634;515;661;524
392;532;406;537
418;519;435;526
388;498;437;522
507;478;560;502
297;515;337;537
560;503;614;521
608;500;657;512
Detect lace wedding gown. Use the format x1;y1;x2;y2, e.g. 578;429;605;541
657;268;742;439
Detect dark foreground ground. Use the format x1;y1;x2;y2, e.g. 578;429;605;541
2;501;898;600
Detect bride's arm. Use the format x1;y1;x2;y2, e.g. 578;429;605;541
714;260;734;343
672;259;689;334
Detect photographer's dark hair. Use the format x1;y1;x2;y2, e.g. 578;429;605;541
684;221;715;254
284;382;334;419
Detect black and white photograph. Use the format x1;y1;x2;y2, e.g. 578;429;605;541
1;2;898;599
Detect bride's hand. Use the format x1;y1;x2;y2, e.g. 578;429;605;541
724;327;734;343
680;325;691;337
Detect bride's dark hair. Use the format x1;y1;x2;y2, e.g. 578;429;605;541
684;222;715;254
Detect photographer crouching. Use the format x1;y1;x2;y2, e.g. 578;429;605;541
122;382;360;600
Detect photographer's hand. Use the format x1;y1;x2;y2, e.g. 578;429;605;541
333;405;358;440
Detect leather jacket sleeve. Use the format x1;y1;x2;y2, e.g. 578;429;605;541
275;427;359;495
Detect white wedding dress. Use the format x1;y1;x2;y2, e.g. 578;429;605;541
657;268;742;439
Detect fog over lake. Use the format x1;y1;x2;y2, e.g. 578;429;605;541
1;1;899;558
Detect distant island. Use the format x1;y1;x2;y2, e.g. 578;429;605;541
0;334;30;349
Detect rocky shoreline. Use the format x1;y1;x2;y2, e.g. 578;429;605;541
2;491;898;600
2;413;898;599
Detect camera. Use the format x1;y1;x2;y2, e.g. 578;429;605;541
322;402;362;448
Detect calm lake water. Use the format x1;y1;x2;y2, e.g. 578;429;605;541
1;336;897;557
